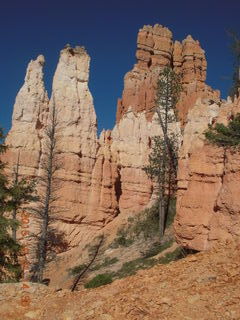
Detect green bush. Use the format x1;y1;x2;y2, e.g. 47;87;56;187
110;229;134;248
205;114;240;147
111;199;176;249
84;273;113;289
91;257;118;271
114;257;156;279
142;239;173;259
69;263;87;276
131;204;159;239
110;204;160;249
158;247;184;264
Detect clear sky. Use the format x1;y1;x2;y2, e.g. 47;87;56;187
1;0;240;134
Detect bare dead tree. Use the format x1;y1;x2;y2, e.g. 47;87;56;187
11;151;21;242
31;99;61;283
70;235;104;292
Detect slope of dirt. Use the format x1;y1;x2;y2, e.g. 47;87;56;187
1;240;240;320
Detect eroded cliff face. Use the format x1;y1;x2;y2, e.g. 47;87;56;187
106;24;218;218
4;55;49;176
48;46;99;247
174;97;240;250
116;24;218;125
4;23;222;257
5;47;100;250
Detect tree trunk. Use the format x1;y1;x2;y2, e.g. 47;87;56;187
36;216;48;282
158;196;165;237
71;235;104;292
12;207;17;242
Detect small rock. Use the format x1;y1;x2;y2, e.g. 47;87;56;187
159;297;172;306
100;314;113;320
187;294;200;304
188;256;198;262
25;310;41;319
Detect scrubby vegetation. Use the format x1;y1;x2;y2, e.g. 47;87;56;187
205;113;240;147
142;239;173;259
110;199;176;250
68;199;181;290
69;263;88;276
83;245;186;288
84;273;113;289
91;257;118;271
113;257;156;278
158;247;185;264
110;229;134;248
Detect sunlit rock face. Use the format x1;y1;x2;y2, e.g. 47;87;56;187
111;23;217;219
5;54;49;176
4;47;99;249
48;46;99;246
174;96;240;250
116;24;219;126
4;23;223;258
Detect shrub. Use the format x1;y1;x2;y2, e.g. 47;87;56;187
131;204;159;239
110;204;160;249
91;257;118;271
142;239;173;259
110;229;134;248
84;273;113;289
114;257;156;279
205;114;240;148
69;264;87;276
110;200;176;250
158;247;184;264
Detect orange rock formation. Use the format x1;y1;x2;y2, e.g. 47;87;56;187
175;96;240;250
4;23;229;256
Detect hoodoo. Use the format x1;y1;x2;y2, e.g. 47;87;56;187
4;23;237;260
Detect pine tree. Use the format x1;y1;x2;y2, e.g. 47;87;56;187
143;66;181;237
8;151;37;242
0;129;21;282
0;129;37;282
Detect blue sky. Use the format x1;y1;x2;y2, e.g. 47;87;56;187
1;0;240;134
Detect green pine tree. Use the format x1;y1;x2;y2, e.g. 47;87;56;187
0;129;36;282
143;66;181;237
8;151;37;242
0;128;21;282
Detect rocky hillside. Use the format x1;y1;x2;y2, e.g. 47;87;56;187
1;240;239;319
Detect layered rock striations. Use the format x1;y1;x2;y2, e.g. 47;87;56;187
4;55;49;176
116;24;218;125
5;47;100;249
174;96;240;250
4;23;224;256
48;46;99;246
110;24;217;216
